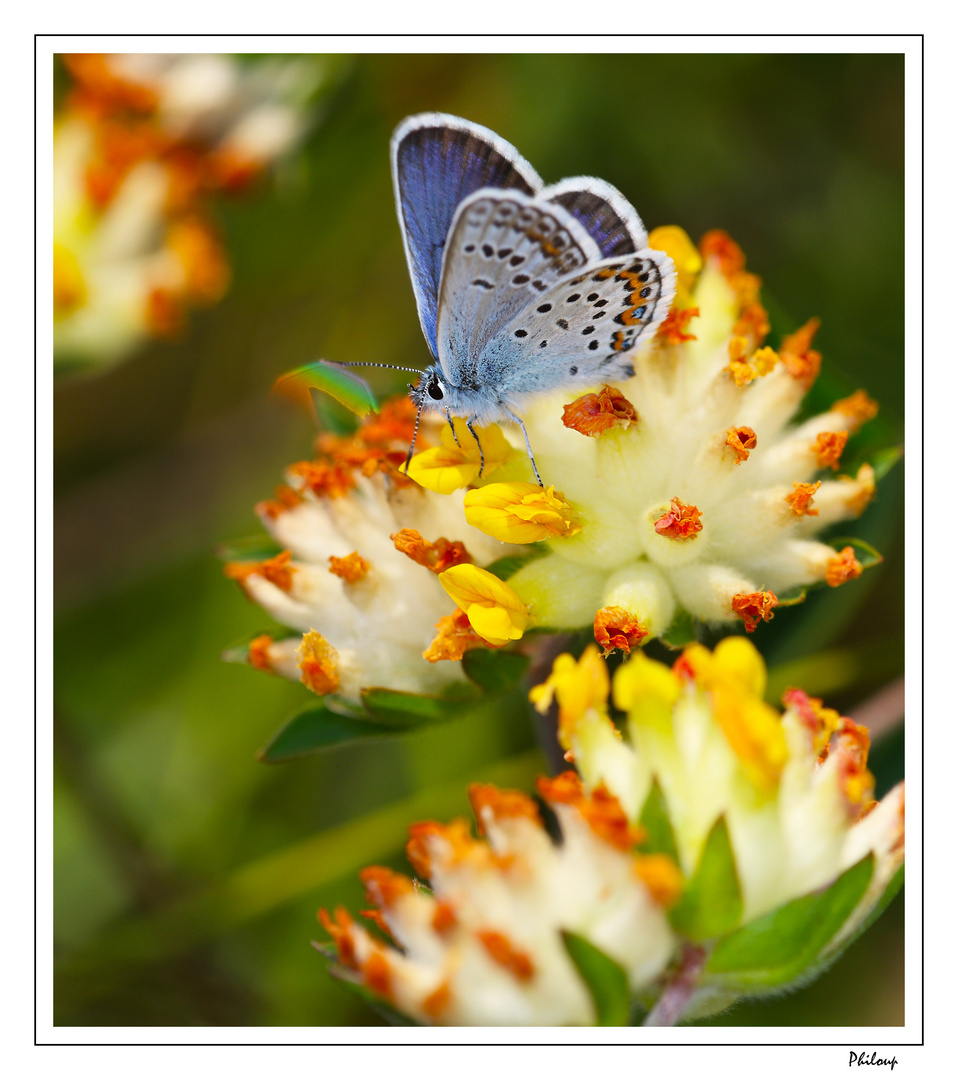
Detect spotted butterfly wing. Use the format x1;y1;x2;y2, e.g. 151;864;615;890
391;114;542;358
542;176;649;257
435;189;675;419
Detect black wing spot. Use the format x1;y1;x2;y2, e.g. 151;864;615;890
510;255;526;266
514;329;528;338
566;293;581;303
539;340;548;348
593;299;607;308
588;340;599;351
532;279;547;292
482;244;494;257
556;318;569;330
497;248;513;259
471;279;494;290
537;303;552;313
513;274;530;285
638;272;649;283
640;287;652;298
464;244;475;253
587;292;599;301
569;365;578;375
582;326;595;335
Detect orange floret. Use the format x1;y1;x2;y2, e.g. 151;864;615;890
247;634;275;672
654;497;703;540
727;336;752;387
406;818;475;880
361;866;415;909
476;930;535;982
224;549;295;593
726;425;758;464
634;853;684;908
786;480;822;517
813;431;849;470
298;630;339;695
288;459;356;499
63;54;160;115
782;687;842;758
391;528;473;574
357;397;421;447
422;980;452;1020
593;606;649;657
363;951;393;999
145;286;186;337
832;718;875;813
700;229;747;278
359;907;392;938
168;215;231;304
734;300;771;346
658;305;700;343
431;901;458;936
328;551;371;584
256;483;303;520
537;772;644;851
780;317;823;388
826;546;864;587
319;906;360;970
833;389;879;432
423;607;489;663
469;783;542;831
561;384;639;437
731;590;778;633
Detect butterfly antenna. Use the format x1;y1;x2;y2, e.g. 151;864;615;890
404;394;427;475
331;361;425;375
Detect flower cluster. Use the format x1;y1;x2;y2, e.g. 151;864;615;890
321;638;903;1025
225;401;521;701
405;227;880;651
54;52;327;369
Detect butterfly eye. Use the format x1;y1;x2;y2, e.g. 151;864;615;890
428;380;445;401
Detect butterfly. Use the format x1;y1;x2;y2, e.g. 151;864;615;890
285;114;676;485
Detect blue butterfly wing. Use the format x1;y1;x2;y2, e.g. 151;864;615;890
391;114;543;357
542;176;648;257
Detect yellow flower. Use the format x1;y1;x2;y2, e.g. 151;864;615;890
463;482;581;543
403;419;515;494
529;645;609;738
437;564;529;646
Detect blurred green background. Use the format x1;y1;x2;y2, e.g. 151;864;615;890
54;53;905;1026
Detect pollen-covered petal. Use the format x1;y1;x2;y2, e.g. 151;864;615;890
438;565;529;647
464;482;581;543
296;629;340;695
561;385;639;437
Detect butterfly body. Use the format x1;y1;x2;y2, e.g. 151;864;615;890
393;114;677;458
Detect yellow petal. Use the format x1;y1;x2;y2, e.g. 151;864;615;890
648;225;702;305
403;419;514;494
438;564;529;647
464;482;581;543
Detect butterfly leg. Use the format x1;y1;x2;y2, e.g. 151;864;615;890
444;409;461;447
504;408;544;487
465;418;486;477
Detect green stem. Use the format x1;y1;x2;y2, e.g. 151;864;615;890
643;943;707;1027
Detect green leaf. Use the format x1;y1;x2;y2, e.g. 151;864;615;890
488;545;547;581
461;648;530;693
326;964;421;1025
705;853;875;989
868;445;904;482
828;535;884;570
660;607;697;649
258;703;404;762
775;585;808;607
638;782;679;863
215;536;284;563
561;930;631;1026
669;817;742;940
360;685;477;727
